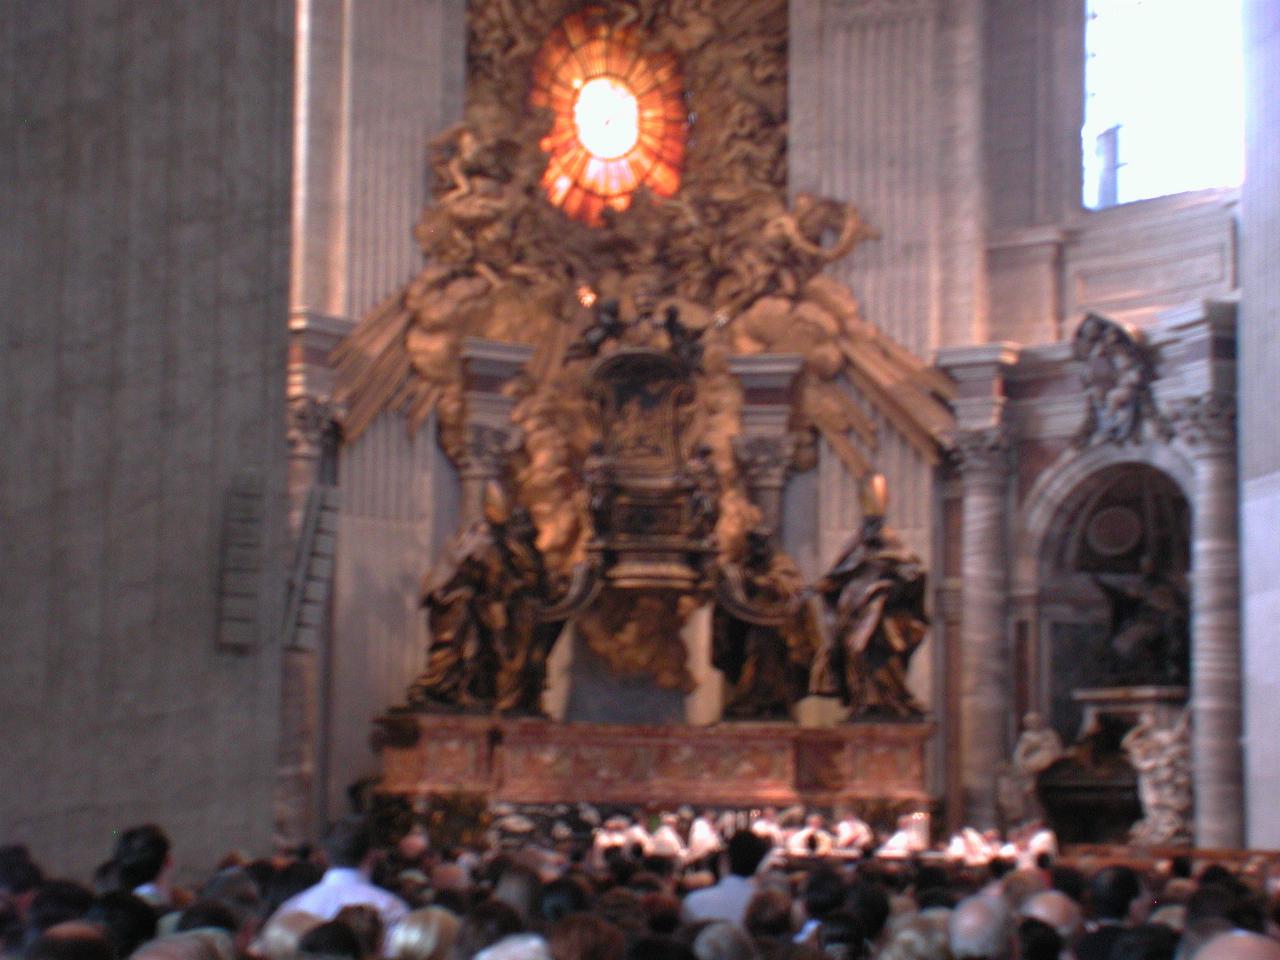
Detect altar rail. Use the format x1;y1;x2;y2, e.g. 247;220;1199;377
374;714;934;810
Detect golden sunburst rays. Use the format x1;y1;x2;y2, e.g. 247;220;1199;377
530;8;686;226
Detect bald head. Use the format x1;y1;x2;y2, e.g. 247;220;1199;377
950;895;1012;960
1020;890;1083;944
1194;932;1280;960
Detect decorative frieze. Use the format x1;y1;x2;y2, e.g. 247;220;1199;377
1170;393;1237;453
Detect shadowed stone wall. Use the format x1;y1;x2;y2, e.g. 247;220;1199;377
0;1;293;877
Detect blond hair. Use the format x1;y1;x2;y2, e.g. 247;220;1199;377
386;907;461;960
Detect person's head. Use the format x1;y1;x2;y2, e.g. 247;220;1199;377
596;888;648;944
726;834;770;879
266;862;324;915
131;931;236;960
113;825;171;890
849;882;892;943
333;906;382;959
298;920;363;960
476;933;553;960
386;907;459;960
1049;867;1085;904
803;868;846;922
1089;866;1143;922
743;889;793;938
949;894;1011;960
817;911;867;960
691;922;757;960
1195;932;1280;960
457;899;525;960
1001;870;1047;912
0;847;43;899
641;893;682;937
1019;890;1082;945
1109;923;1178;960
27;881;95;936
1015;918;1060;960
548;914;625;960
322;817;375;870
496;863;544;925
24;924;113;960
252;911;324;960
880;911;952;960
196;867;262;933
176;901;239;936
84;891;158;959
626;937;698;960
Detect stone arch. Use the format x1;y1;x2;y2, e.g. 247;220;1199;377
1014;440;1193;598
1015;444;1193;742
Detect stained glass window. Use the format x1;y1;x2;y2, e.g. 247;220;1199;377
530;8;687;226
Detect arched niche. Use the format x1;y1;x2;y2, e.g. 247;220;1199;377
1026;459;1191;742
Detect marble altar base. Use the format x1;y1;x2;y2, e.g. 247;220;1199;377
374;714;934;810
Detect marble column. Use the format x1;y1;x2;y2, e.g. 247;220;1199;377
937;343;1018;828
1173;393;1243;848
954;427;1012;828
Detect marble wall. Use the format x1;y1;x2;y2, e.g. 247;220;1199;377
0;2;293;876
1241;0;1280;849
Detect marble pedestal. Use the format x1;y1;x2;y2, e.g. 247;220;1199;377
374;713;934;812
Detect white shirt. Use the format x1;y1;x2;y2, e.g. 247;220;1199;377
275;867;409;933
683;874;756;926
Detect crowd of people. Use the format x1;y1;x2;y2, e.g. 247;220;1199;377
4;811;1280;960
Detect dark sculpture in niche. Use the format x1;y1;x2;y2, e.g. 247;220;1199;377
712;530;821;720
812;474;930;719
409;483;569;715
1094;556;1190;686
1072;313;1170;448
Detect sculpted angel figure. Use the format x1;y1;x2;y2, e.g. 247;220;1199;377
812;474;929;718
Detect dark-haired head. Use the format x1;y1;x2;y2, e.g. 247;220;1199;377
322;818;374;870
726;834;769;880
298;920;364;960
1089;867;1142;922
84;891;158;958
112;825;170;891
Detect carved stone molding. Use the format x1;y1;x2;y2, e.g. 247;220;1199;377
1170;394;1236;453
951;427;1011;479
287;394;340;456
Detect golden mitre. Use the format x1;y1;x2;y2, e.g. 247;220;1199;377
860;472;888;520
482;480;511;526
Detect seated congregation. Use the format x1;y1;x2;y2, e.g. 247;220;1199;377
3;814;1279;960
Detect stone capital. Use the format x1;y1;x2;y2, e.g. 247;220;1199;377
951;427;1011;479
733;433;798;488
287;394;340;456
459;423;510;477
1171;394;1236;455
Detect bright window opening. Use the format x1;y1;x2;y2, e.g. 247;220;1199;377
1082;0;1244;210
